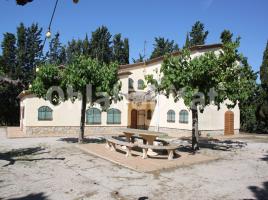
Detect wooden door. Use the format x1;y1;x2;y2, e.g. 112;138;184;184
224;111;234;135
137;110;145;129
130;109;137;129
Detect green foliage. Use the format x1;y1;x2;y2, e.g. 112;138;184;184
30;56;119;141
46;32;66;65
63;56;119;100
1;32;17;78
260;41;268;91
183;33;190;49
30;64;62;98
23;23;43;84
188;21;209;47
90;26;112;64
150;37;179;59
16;23;27;80
132;53;145;63
148;39;256;112
66;39;83;64
112;34;129;64
220;29;233;44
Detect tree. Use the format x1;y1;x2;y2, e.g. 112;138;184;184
66;39;83;64
112;34;129;64
257;40;268;131
30;56;119;143
260;41;268;91
220;30;233;44
188;21;209;47
123;38;129;64
24;23;43;85
0;32;21;126
16;23;27;80
132;53;145;63
184;32;190;49
46;32;65;65
1;33;17;78
82;34;91;57
146;40;256;150
90;26;112;63
150;37;179;59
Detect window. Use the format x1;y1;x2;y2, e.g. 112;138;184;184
107;109;121;124
167;110;175;122
38;106;53;121
129;78;134;90
86;108;101;124
179;110;189;124
147;110;152;120
137;79;144;90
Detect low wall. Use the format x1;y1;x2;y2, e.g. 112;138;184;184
25;126;128;136
24;126;239;137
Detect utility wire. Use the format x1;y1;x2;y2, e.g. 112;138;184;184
41;0;60;51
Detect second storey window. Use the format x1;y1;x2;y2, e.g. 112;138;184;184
167;110;175;123
129;78;134;90
137;79;144;90
86;108;101;124
107;108;121;124
38;106;53;121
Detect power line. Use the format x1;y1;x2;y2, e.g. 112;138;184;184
41;0;60;51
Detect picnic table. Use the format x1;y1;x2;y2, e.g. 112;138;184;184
123;132;159;156
123;132;135;142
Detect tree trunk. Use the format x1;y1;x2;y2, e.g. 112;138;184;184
191;108;199;151
79;90;87;144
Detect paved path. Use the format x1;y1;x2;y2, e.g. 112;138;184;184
0;127;268;200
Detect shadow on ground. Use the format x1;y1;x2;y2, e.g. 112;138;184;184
0;147;65;167
248;181;268;200
261;154;268;162
6;193;48;200
179;137;247;151
58;137;106;144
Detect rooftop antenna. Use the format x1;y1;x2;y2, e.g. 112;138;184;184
143;40;147;61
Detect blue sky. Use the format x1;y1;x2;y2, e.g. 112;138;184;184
0;0;268;75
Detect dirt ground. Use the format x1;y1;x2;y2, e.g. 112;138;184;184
0;128;268;200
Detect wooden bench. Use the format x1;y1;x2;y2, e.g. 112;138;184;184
138;144;181;160
105;137;136;157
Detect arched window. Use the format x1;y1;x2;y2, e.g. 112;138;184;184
107;109;121;124
167;110;175;123
179;110;189;124
86;108;101;124
137;79;144;90
129;78;134;90
147;109;152;120
38;106;53;121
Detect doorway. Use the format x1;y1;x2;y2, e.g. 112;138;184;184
137;110;146;129
224;111;234;135
130;109;137;129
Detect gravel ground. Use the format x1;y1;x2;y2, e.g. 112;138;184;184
0;128;268;200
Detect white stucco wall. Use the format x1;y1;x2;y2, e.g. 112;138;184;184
20;46;240;134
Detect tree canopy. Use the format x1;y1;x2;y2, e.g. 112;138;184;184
260;41;268;91
220;29;234;44
188;21;209;47
150;37;179;59
146;39;256;149
31;56;119;142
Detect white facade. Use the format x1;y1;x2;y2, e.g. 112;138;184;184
19;44;240;136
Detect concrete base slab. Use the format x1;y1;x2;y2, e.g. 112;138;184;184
77;143;217;173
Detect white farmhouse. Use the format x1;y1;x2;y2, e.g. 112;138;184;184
18;44;240;136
